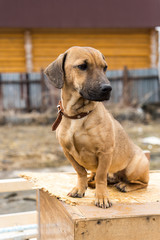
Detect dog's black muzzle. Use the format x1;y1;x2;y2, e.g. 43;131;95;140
99;83;112;100
80;83;112;102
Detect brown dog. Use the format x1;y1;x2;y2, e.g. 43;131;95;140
45;46;149;208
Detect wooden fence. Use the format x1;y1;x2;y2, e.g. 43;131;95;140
0;178;38;239
108;67;160;106
0;71;59;112
0;68;159;112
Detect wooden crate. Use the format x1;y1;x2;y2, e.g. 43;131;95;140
22;171;160;240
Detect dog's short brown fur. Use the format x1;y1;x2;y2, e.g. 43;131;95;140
45;46;149;208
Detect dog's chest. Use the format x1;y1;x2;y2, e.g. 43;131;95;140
58;120;98;171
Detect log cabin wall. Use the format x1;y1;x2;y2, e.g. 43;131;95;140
0;29;26;73
0;28;158;72
31;28;157;72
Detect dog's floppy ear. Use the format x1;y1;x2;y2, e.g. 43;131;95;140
44;53;67;89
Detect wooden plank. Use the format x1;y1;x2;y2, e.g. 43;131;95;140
0;211;37;228
39;191;74;240
37;188;160;240
0;29;25;72
33;48;150;57
150;29;158;68
75;216;160;240
0;54;24;59
77;202;160;220
22;171;160;206
0;178;33;193
0;40;24;44
33;42;150;48
0;229;37;240
32;56;150;63
122;66;130;105
0;63;25;68
26;73;31;111
31;37;150;44
32;32;150;39
32;171;160;239
33;59;149;71
32;29;152;71
0;28;153;73
32;35;150;41
0;68;26;73
0;57;25;61
37;190;41;238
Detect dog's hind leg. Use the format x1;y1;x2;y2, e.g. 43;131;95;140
88;172;120;188
88;172;96;188
115;180;148;193
115;151;149;193
107;173;120;185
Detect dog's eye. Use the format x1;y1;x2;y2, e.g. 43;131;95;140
103;65;108;72
77;63;87;71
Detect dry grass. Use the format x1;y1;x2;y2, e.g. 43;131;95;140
0;122;160;172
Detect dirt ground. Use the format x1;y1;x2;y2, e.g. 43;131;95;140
0;122;160;174
0;125;68;173
0;121;160;214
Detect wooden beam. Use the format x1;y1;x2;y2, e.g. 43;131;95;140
150;29;158;68
24;30;33;73
0;178;33;193
122;66;130;105
0;229;37;240
26;73;31;112
156;27;160;77
0;211;37;228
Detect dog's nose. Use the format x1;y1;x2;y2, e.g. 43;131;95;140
100;84;112;93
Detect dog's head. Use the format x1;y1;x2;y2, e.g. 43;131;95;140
44;46;112;101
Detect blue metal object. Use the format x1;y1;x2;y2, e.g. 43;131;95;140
0;224;37;233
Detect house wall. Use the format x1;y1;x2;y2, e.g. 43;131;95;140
0;28;158;73
156;27;160;77
0;29;26;72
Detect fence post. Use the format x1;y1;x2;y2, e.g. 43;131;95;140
122;66;130;105
41;69;46;112
20;73;24;100
26;73;31;112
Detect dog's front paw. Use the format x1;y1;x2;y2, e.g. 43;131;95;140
95;186;112;208
95;195;112;208
67;187;86;198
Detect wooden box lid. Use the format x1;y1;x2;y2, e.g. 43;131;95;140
21;171;160;206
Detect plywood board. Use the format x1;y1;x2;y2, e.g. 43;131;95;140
39;191;74;240
75;216;160;240
21;171;160;206
38;191;160;240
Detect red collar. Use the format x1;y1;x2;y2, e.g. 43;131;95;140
52;100;92;131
